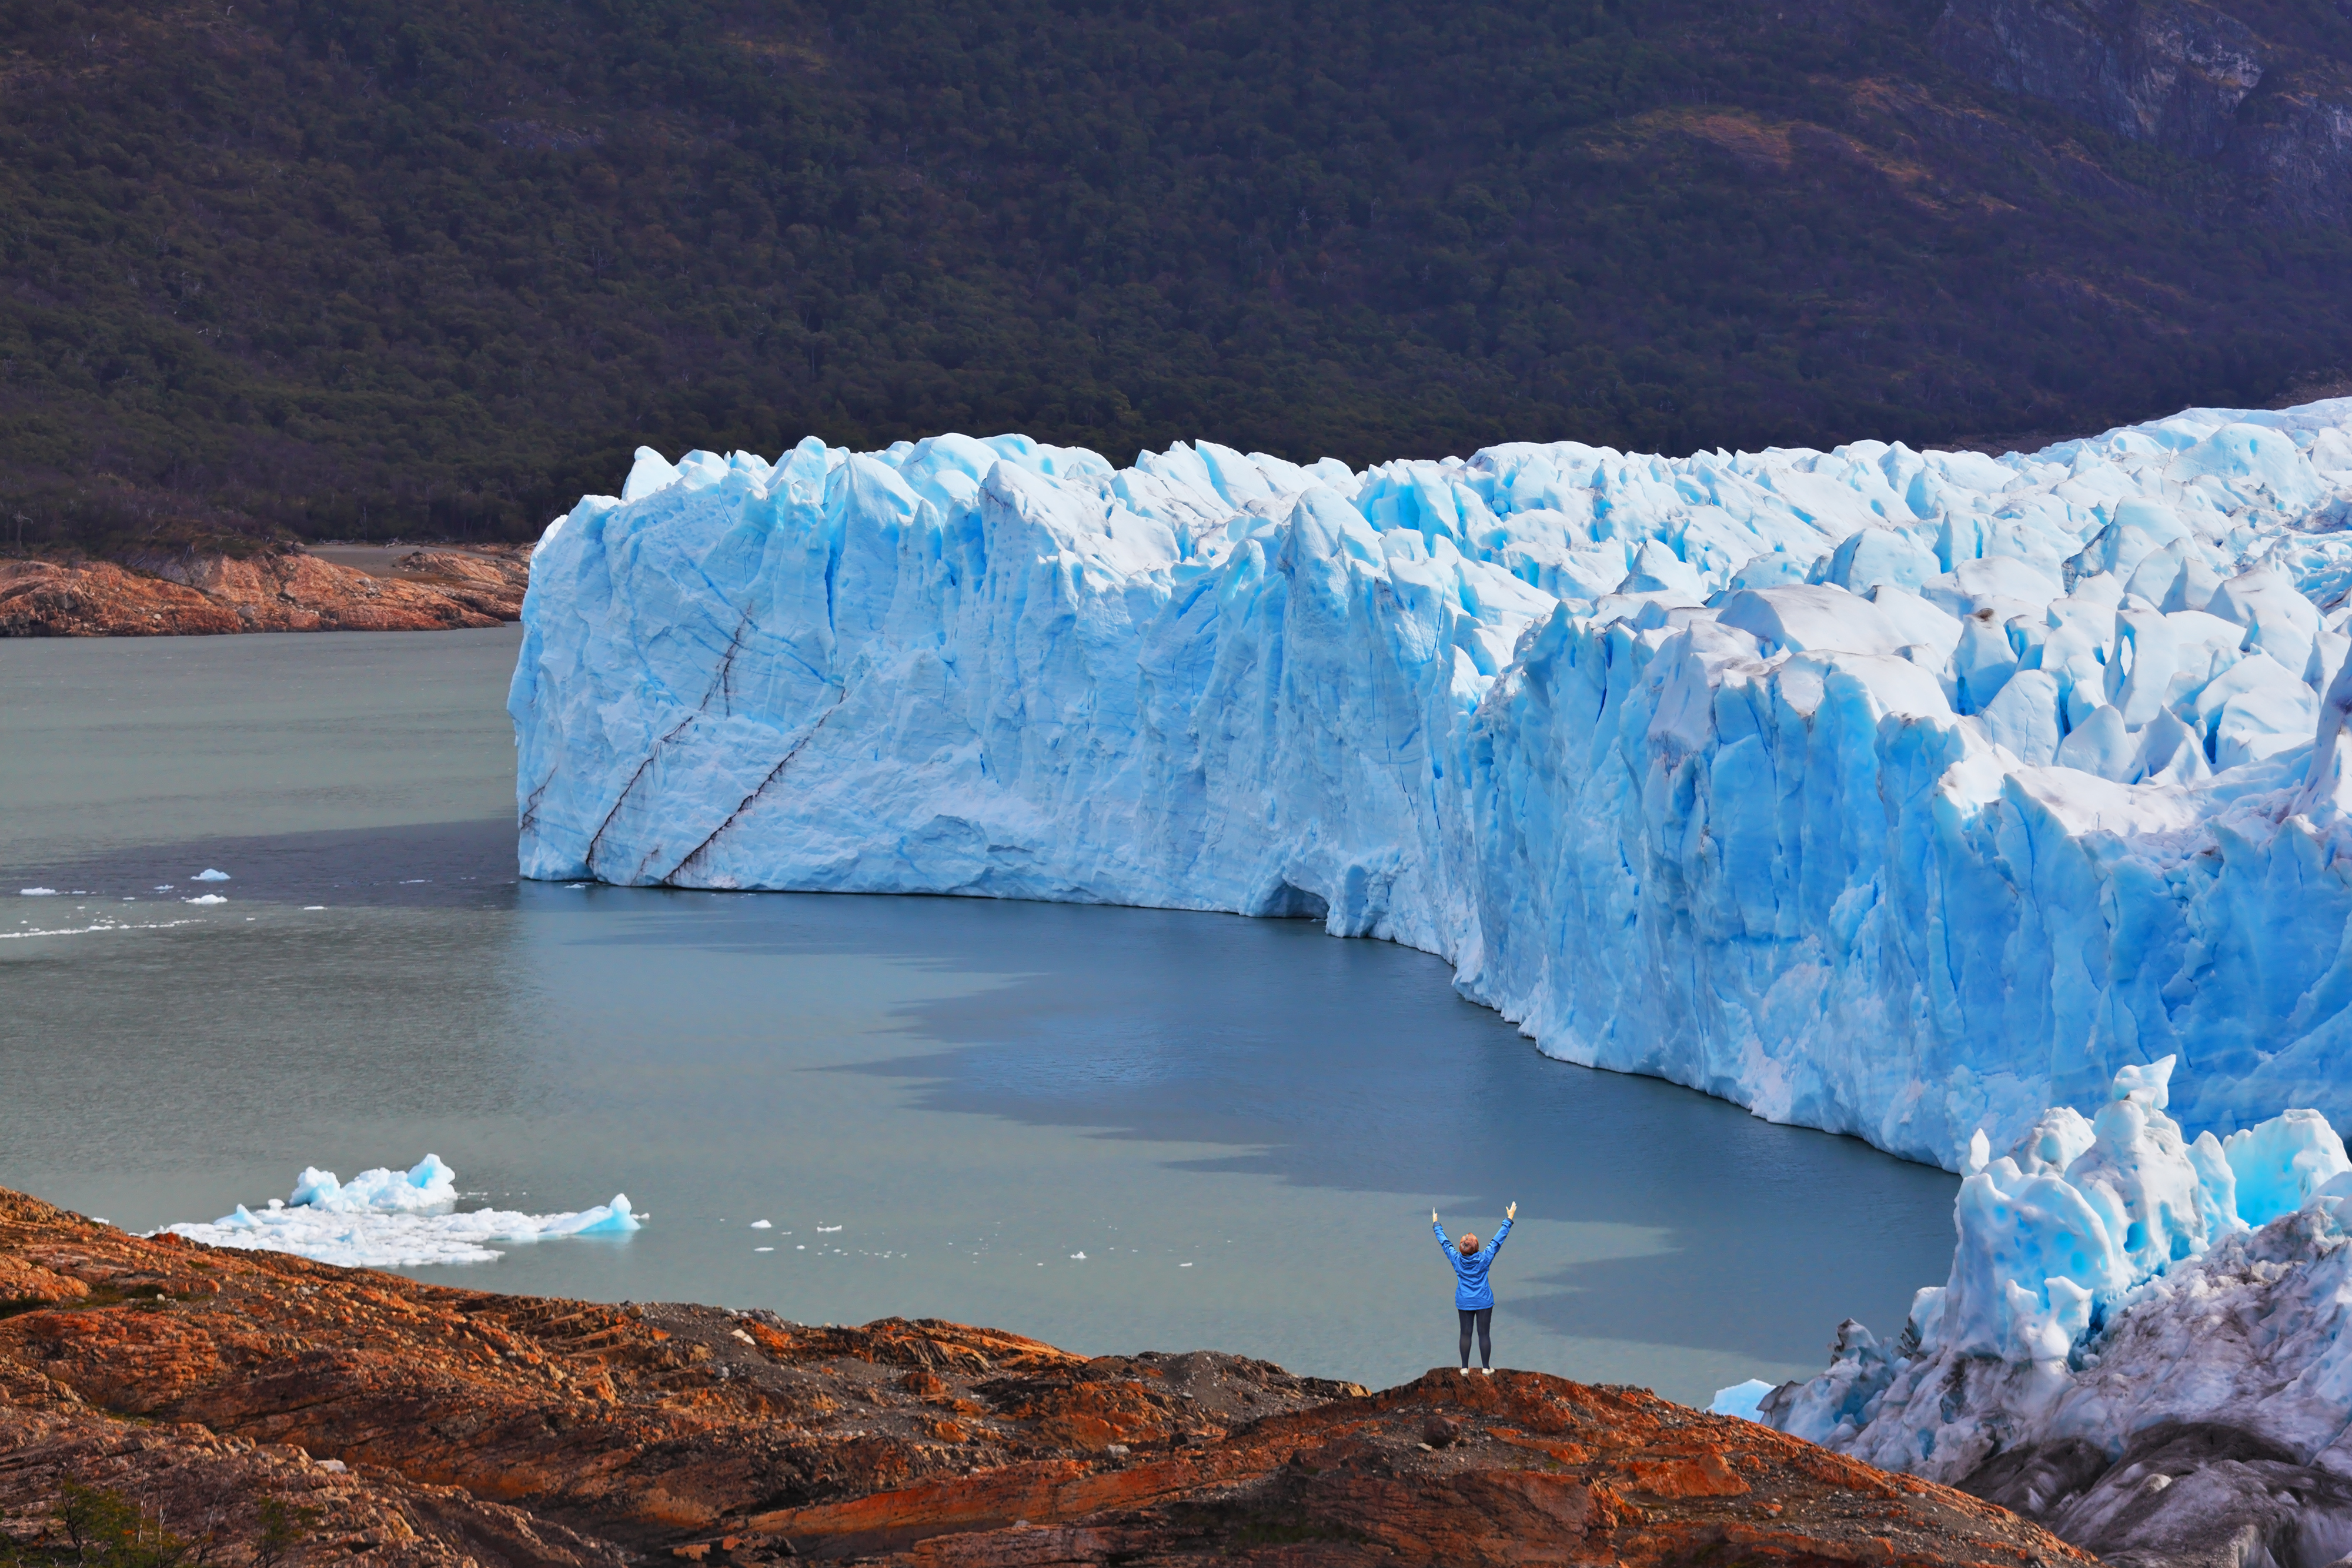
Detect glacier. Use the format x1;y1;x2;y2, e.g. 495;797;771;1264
163;1155;642;1268
511;399;2352;1168
1752;1061;2352;1567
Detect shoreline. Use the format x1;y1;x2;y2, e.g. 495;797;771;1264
0;544;529;637
0;1183;2081;1567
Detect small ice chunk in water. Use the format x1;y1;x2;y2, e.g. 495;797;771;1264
1710;1379;1775;1422
817;1224;842;1232
750;1219;771;1229
18;888;58;897
755;1246;774;1252
569;1195;639;1234
183;895;227;905
1070;1251;1087;1260
192;869;230;881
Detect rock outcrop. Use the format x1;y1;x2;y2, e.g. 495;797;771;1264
0;1186;2089;1567
1930;0;2352;225
0;547;529;636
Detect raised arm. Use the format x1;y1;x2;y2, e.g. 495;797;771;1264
1488;1211;1515;1256
1433;1212;1451;1253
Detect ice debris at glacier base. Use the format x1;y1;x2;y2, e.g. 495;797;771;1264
1752;1061;2352;1565
163;1155;640;1268
512;400;2352;1166
1709;1378;1776;1422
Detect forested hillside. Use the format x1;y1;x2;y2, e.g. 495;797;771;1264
4;0;2350;547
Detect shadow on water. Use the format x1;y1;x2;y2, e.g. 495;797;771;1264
559;886;1961;1362
5;808;1957;1369
5;628;1963;1393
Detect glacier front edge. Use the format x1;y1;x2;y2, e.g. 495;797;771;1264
511;408;2352;1169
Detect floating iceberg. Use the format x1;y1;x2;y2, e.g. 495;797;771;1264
191;868;230;882
1753;1061;2352;1564
163;1155;641;1268
512;402;2352;1164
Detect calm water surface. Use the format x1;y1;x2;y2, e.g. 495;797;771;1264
0;628;1957;1402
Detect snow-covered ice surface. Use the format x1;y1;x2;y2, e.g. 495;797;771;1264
163;1155;641;1268
512;402;2352;1167
1753;1061;2352;1566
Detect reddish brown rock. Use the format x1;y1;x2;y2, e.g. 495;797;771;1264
0;1188;2091;1567
751;1373;2091;1566
0;544;529;636
383;548;534;621
0;1403;624;1568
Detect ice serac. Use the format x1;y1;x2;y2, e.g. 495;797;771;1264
513;403;2352;1166
1755;1062;2352;1566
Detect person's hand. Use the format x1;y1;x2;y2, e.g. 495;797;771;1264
1506;1202;1518;1220
1431;1208;1438;1223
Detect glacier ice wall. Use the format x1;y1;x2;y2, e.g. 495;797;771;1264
512;403;2352;1168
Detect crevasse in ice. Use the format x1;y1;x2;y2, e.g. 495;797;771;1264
511;401;2352;1166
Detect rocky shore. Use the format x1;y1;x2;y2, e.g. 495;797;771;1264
0;546;529;636
0;1188;2087;1567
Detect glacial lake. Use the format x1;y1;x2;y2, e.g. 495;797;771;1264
0;627;1958;1403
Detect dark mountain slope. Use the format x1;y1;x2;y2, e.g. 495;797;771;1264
1930;0;2352;220
2;0;2349;549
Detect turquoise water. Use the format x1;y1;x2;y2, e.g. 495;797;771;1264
0;628;1956;1402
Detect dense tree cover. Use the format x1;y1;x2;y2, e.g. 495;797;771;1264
2;0;2348;547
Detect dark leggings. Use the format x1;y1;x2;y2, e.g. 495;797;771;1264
1458;1307;1492;1368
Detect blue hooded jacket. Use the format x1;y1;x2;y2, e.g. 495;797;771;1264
1436;1217;1511;1310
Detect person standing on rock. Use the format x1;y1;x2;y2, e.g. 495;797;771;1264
1433;1202;1514;1375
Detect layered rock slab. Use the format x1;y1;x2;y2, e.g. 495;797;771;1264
0;1186;2082;1567
753;1370;2090;1567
